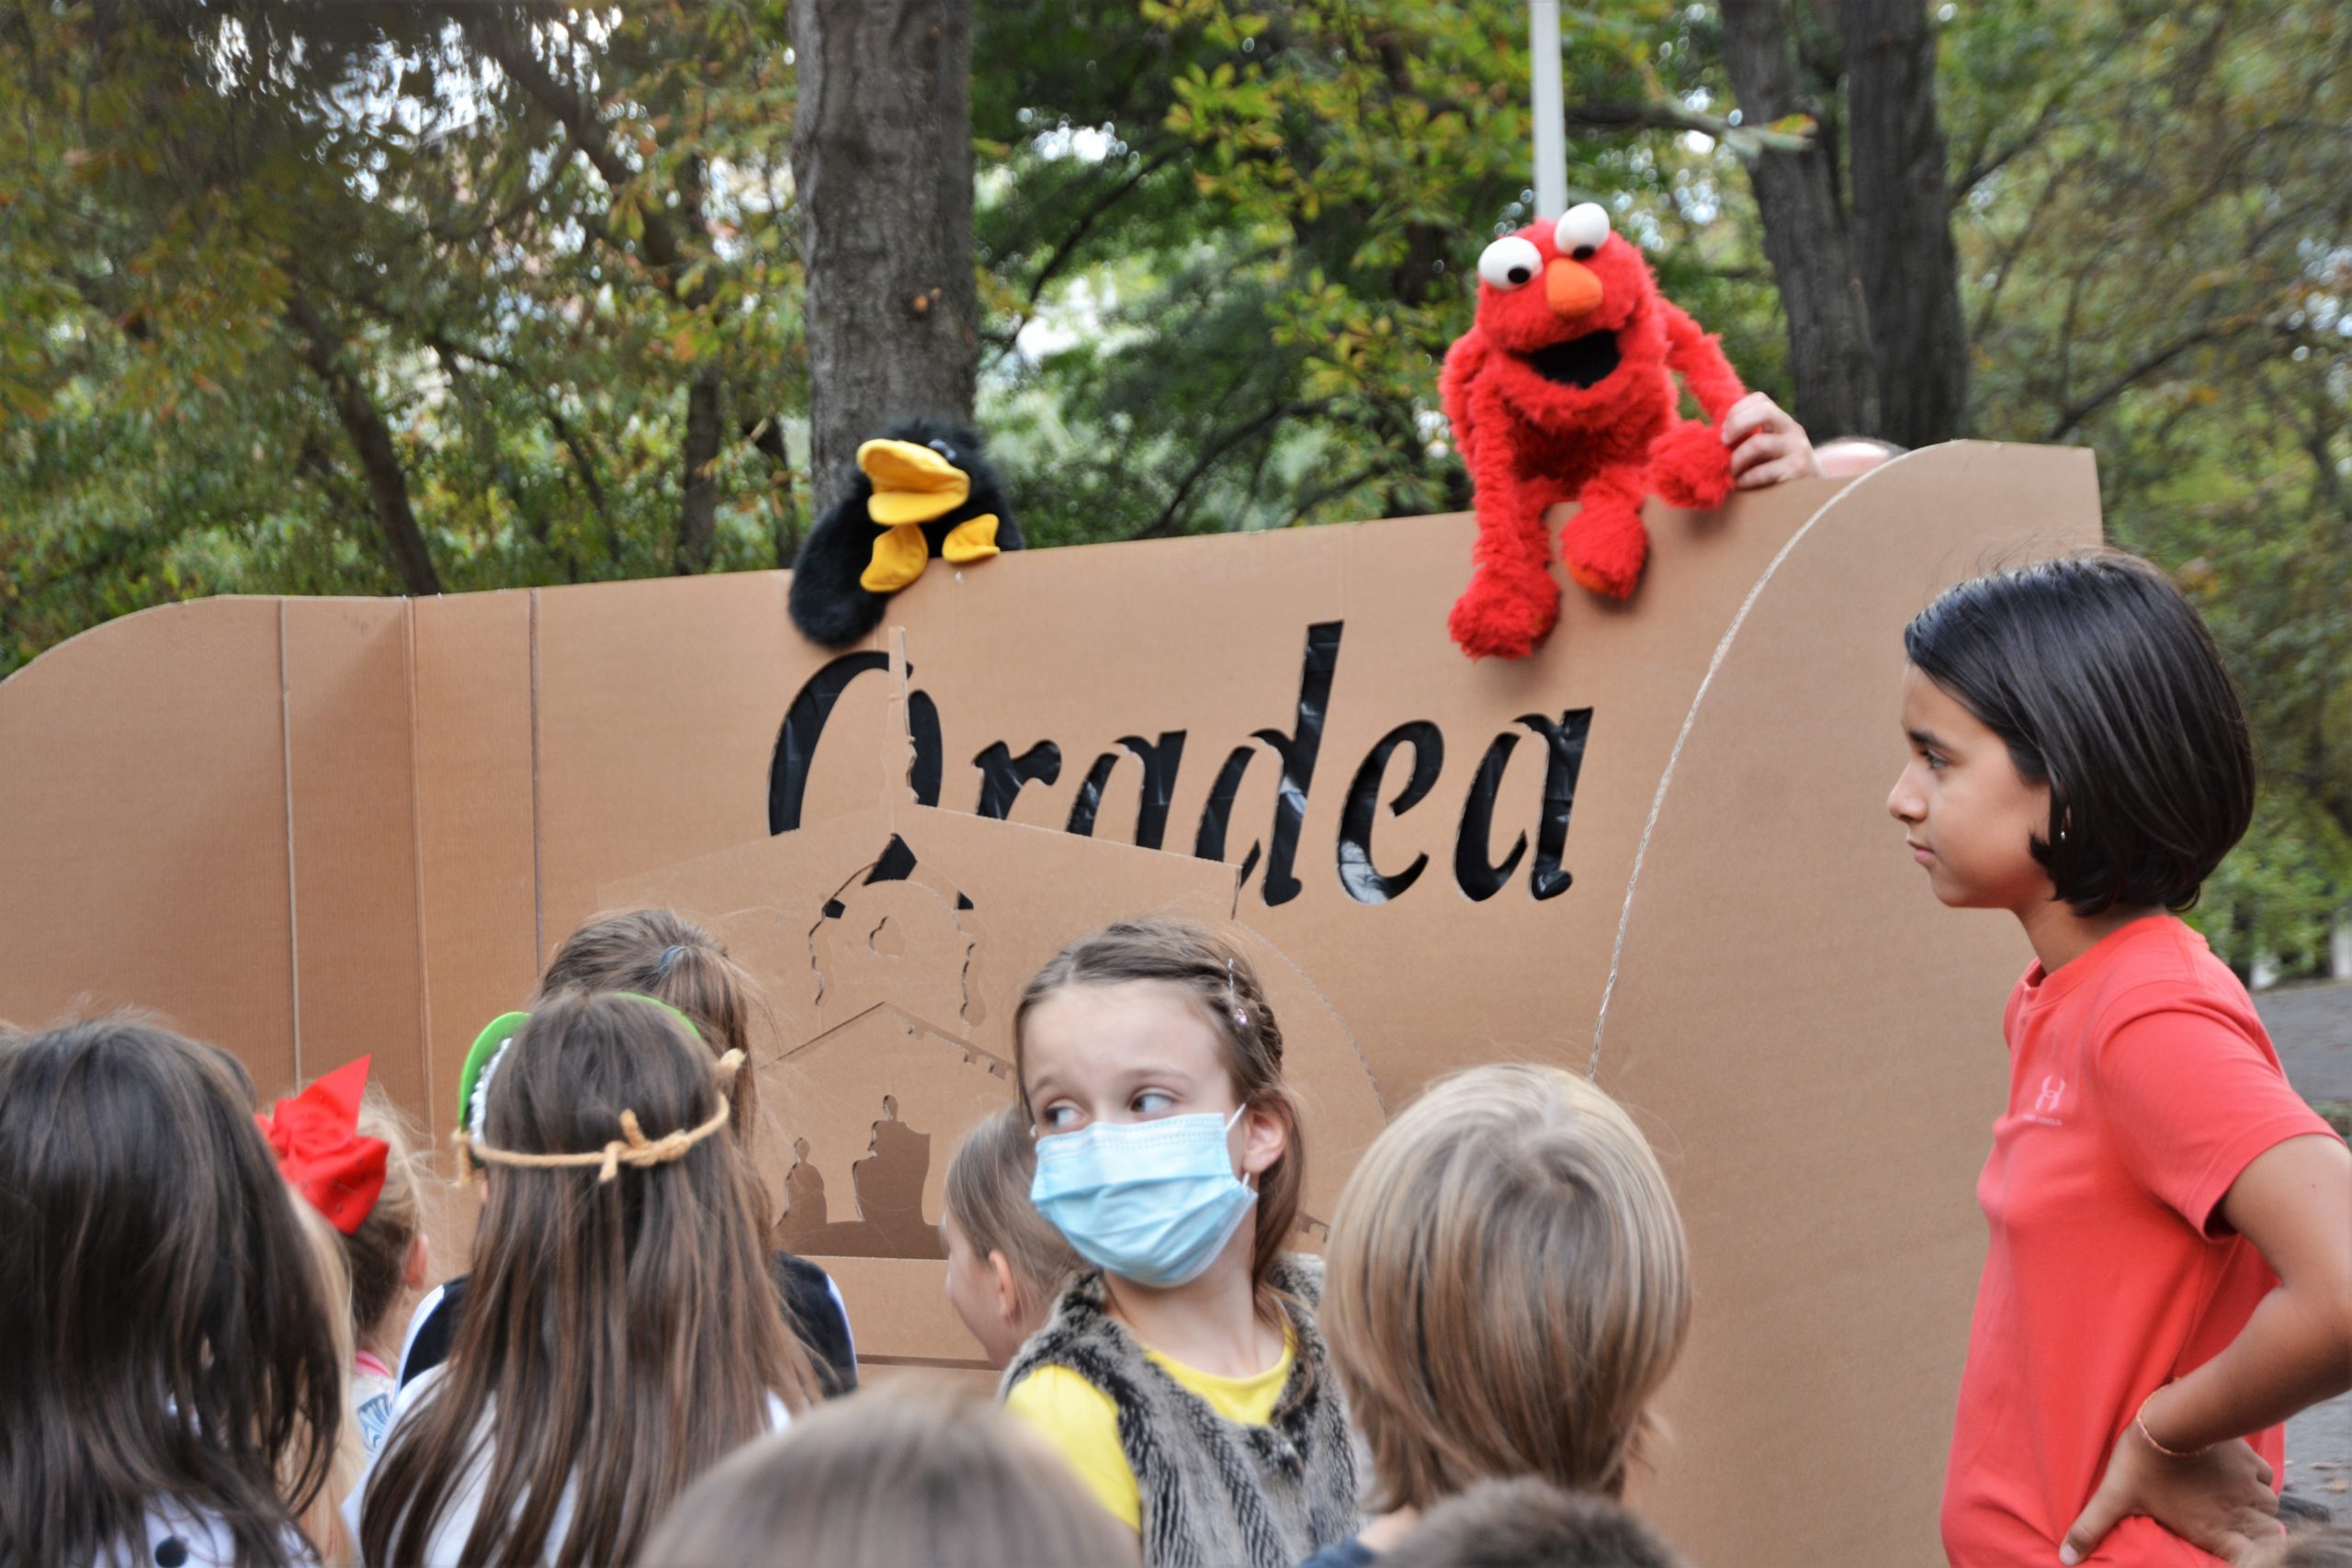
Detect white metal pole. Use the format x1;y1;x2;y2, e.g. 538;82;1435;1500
1529;0;1568;219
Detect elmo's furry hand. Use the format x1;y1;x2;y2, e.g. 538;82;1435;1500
1440;204;1745;660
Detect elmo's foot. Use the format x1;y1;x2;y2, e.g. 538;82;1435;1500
1449;566;1561;660
1648;420;1735;511
1561;500;1649;600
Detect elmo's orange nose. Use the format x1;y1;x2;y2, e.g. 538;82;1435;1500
1544;257;1602;319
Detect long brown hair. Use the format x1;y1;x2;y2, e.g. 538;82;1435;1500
537;908;763;1156
1012;919;1306;1331
1323;1064;1691;1509
632;1378;1139;1567
359;990;819;1568
0;1019;343;1568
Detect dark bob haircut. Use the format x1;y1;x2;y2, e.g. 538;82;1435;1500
1903;551;2254;918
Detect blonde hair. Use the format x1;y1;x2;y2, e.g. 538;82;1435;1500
1012;919;1306;1333
286;1193;367;1568
631;1378;1137;1567
943;1103;1080;1320
1324;1064;1690;1509
343;1092;425;1351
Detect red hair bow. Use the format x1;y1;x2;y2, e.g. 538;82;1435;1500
256;1056;389;1235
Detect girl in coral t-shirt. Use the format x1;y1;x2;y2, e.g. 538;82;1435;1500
1890;553;2352;1566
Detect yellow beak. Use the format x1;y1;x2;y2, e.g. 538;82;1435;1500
858;439;971;525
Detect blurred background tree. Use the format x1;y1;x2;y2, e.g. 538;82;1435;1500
1;0;2344;974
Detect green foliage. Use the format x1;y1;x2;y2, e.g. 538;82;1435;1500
0;0;2343;968
0;0;805;661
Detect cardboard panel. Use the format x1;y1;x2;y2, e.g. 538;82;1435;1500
1597;444;2101;1563
280;599;425;1108
411;590;538;1131
604;801;1389;1368
878;483;1845;1106
0;598;296;1082
533;571;825;944
0;443;2106;1561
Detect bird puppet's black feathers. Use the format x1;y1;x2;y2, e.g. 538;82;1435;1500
787;419;1023;649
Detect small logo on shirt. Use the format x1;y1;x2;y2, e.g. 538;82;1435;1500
2024;1074;2068;1126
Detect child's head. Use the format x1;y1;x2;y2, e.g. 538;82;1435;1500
631;1378;1139;1567
1326;1063;1690;1508
363;989;818;1567
256;1057;432;1359
1383;1477;1691;1568
539;908;765;1150
942;1101;1082;1365
1892;552;2255;919
0;1018;343;1568
1012;919;1303;1300
345;1094;429;1355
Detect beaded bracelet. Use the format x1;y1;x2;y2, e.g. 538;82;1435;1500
2135;1390;2205;1460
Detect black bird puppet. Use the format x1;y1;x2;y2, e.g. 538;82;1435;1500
787;419;1023;649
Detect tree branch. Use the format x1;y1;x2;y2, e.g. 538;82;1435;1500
283;288;443;595
990;145;1181;358
2043;327;2225;443
1565;97;1814;156
1134;399;1331;540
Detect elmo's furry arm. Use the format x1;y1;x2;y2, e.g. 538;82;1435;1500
1659;299;1745;425
1644;299;1745;512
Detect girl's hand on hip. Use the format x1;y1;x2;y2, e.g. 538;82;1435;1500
2058;1430;2279;1564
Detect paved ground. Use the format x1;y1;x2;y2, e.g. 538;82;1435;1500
2262;980;2352;1519
2267;977;2352;1105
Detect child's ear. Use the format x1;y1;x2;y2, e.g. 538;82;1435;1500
1239;1101;1288;1180
403;1232;430;1291
987;1249;1021;1324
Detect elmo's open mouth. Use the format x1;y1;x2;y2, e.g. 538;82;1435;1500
1520;330;1622;389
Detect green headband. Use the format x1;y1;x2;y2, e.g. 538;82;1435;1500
455;992;703;1137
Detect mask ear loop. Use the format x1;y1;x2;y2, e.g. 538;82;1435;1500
1225;1101;1261;1190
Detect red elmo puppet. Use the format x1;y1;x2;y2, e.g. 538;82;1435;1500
1441;202;1745;659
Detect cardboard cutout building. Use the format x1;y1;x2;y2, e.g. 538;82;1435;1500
0;443;2101;1564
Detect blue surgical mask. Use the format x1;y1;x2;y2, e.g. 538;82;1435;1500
1030;1107;1257;1289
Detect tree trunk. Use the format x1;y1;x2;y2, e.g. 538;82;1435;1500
285;289;442;596
675;367;724;574
1717;0;1877;439
1842;0;1970;446
790;0;978;512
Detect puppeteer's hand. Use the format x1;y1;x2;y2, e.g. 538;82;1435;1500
1720;391;1821;489
2058;1427;2279;1565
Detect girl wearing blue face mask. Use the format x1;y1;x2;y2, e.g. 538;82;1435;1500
1001;919;1361;1568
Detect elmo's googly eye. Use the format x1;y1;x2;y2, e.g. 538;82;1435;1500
1553;203;1611;260
1476;236;1543;290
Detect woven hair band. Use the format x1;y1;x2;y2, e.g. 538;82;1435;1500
458;1048;743;1182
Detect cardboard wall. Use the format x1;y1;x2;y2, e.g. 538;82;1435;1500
0;443;2102;1564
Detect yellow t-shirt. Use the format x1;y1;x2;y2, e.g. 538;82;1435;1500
1004;1341;1295;1531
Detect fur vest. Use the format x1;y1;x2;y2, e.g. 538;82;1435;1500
1001;1255;1362;1568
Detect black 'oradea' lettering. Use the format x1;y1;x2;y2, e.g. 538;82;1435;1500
770;651;887;834
1252;622;1342;907
972;740;1064;820
1454;731;1530;901
1337;721;1443;904
770;622;1590;907
1067;733;1189;846
1518;709;1593;900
